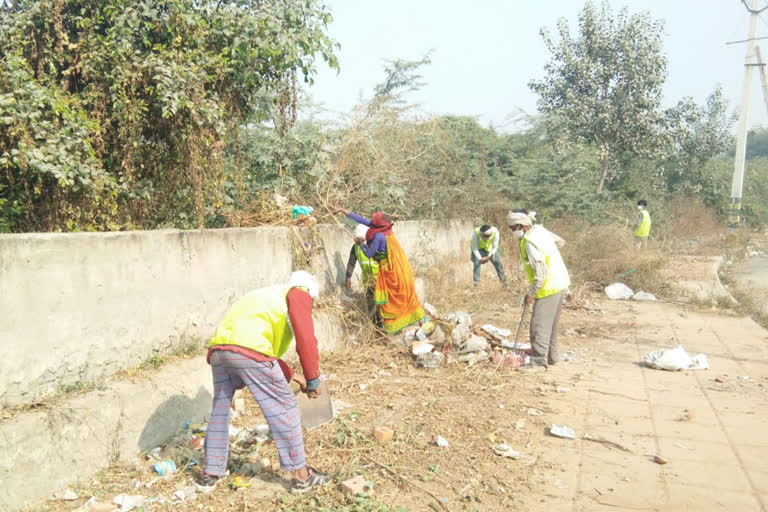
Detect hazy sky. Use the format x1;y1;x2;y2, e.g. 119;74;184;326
308;0;768;131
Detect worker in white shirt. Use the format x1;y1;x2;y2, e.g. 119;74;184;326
470;224;506;287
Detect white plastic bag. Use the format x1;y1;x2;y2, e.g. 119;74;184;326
605;283;634;300
643;345;709;371
632;291;657;301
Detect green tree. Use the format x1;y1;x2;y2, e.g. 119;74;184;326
529;1;667;192
373;52;432;102
0;0;338;231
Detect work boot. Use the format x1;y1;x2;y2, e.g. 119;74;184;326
290;467;332;494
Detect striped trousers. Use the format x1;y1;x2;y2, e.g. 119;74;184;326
204;351;306;476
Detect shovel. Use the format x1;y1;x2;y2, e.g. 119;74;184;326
510;301;529;352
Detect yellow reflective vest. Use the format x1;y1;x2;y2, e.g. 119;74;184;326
354;244;380;286
634;209;651;238
520;226;571;299
208;285;294;358
475;227;496;252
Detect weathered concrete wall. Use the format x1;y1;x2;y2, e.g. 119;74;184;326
0;357;213;511
0;220;472;407
0;228;294;407
0;218;473;510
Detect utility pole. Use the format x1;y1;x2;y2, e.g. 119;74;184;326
731;0;766;239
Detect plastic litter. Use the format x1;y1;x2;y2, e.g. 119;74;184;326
416;351;444;368
412;341;435;355
113;494;145;511
604;283;634;300
436;435;449;447
146;447;162;460
643;345;709;371
153;460;176;476
458;335;488;354
445;311;472;326
291;205;314;219
450;350;490;366
481;324;512;341
549;424;576;440
450;323;472;346
501;341;531;351
632;291;657;301
491;444;522;459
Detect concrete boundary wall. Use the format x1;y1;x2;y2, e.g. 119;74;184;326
0;218;473;510
0;220;472;408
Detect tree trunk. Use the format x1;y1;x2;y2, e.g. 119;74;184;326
597;155;609;192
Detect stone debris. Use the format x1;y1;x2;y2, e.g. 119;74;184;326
341;475;374;496
491;444;522;459
436;435;450;447
653;455;668;465
373;425;394;442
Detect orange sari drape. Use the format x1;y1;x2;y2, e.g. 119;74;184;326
374;234;425;333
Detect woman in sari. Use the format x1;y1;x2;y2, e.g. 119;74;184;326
333;207;425;333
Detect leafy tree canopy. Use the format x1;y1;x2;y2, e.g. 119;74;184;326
529;1;667;191
0;0;338;232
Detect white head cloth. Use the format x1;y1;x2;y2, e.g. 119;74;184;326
506;211;534;227
288;270;319;300
354;224;369;240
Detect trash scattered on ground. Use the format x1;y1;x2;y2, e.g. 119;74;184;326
52;489;78;501
173;485;198;503
675;409;695;422
491;351;526;368
643;345;709;371
445;311;472;326
411;341;435;355
501;341;532;351
232;476;251;489
341;475;374;496
153;460;176;476
714;376;727;383
549;424;576;440
458;335;488;354
632;291;657;301
358;383;369;390
582;433;633;453
527;408;543;416
416;351;444;368
416;321;436;340
491;444;522;459
556;387;571;393
449;350;490;366
436;435;450;447
604;283;634;300
422;302;438;318
146;447;162;460
373;425;394;442
481;324;512;342
291;205;314;219
653;455;668;465
738;375;750;381
450;323;472;345
332;399;353;412
113;493;145;511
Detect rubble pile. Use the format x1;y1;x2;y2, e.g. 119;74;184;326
397;306;531;369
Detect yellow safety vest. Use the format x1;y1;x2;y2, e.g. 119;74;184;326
520;226;571;299
354;244;380;286
474;227;496;252
634;209;651;238
208;285;294;358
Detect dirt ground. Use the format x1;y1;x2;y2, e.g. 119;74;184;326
33;261;768;512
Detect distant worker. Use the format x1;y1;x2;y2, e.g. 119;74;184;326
634;200;651;249
333;207;425;333
507;210;570;374
202;271;332;493
470;224;506;287
345;223;380;316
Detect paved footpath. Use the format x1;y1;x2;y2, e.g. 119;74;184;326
528;299;768;512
